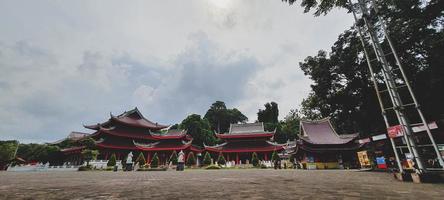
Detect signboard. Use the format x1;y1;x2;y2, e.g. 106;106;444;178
387;125;403;138
357;151;372;168
412;122;438;133
376;157;387;169
372;134;387;141
358;138;371;144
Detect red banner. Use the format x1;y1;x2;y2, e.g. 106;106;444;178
387;125;403;138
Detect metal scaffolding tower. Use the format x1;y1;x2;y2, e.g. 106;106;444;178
349;0;444;174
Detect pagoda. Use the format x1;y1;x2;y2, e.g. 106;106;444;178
81;107;202;165
287;118;361;169
204;122;284;164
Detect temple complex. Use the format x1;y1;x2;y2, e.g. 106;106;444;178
287;118;361;169
63;107;202;165
205;122;284;164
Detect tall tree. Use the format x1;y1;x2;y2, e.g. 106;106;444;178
0;140;19;170
293;0;444;136
257;102;279;124
204;101;248;133
180;114;217;147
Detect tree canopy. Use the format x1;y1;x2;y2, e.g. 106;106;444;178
295;0;444;136
204;101;248;133
180;114;217;147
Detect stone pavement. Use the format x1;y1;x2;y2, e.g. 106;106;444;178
1;169;444;199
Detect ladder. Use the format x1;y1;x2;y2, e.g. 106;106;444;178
348;0;444;174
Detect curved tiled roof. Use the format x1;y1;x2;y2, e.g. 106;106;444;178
299;118;358;145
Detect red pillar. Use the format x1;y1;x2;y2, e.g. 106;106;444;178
146;151;149;163
236;153;239;165
147;152;151;164
105;152;109;160
265;153;268;161
227;153;230;162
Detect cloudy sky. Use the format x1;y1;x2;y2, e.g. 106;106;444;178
0;0;353;143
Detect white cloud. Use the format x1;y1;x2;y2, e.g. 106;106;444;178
0;0;353;142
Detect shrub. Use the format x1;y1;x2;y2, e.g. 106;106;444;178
136;152;146;167
169;151;178;165
251;152;259;167
205;165;221;170
107;153;117;167
271;151;279;161
186;152;196;167
289;153;295;164
78;165;92;171
217;153;226;166
81;149;99;166
203;152;212;166
150;153;159;168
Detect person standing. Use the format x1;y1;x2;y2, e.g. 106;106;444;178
177;150;185;171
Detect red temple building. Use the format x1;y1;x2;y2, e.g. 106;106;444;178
63;107;202;165
286;118;361;169
205;122;284;164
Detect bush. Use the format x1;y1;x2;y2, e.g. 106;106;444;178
150;153;159;168
205;165;221;170
217;153;226;166
271;151;279;161
203;152;212;166
169;151;178;165
289;153;295;164
78;165;93;171
136;152;146;167
107;153;117;167
251;152;259;167
81;149;99;166
186;152;196;167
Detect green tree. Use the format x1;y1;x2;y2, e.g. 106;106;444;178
169;151;178;165
251;152;259;167
288;0;444;137
204;101;248;133
136;152;146;167
81;149;99;166
203;152;212;166
180;114;217;147
150;153;159;168
0;140;19;170
186;152;196;167
107;153;117;167
217;153;226;166
257;102;279;124
271;151;279;161
79;138;96;149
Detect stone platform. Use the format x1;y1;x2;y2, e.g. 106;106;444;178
1;169;444;199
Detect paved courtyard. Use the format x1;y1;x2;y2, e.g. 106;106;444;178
1;169;444;199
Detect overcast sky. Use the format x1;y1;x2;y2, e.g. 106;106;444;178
0;0;353;143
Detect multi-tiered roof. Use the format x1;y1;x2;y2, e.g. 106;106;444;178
205;122;284;153
84;107;200;153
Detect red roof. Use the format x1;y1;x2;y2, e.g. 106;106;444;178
93;127;156;140
84;107;168;130
134;140;194;151
299;118;358;145
205;141;284;153
150;129;188;140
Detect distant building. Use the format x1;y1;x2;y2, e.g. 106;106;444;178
205;122;284;164
287;118;361;169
